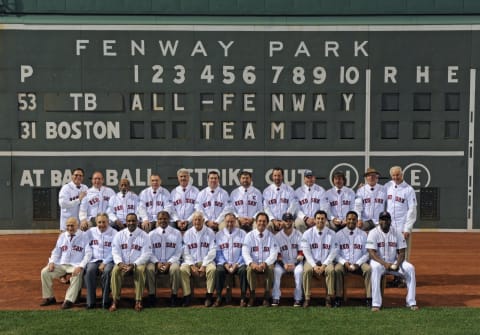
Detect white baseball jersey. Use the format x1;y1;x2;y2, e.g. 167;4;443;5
324;186;356;221
263;183;297;220
182;225;217;266
230;185;263;219
107;191;139;225
242;229;279;266
79;186;116;223
87;226;117;264
48;230;92;268
366;225;406;263
335;227;369;265
58;181;88;231
194;186;230;222
301;226;337;267
275;229;303;264
216;227;246;265
354;183;387;225
295;184;327;221
149;226;183;264
385;181;418;233
138;186;172;223
112;227;152;265
170;184;199;222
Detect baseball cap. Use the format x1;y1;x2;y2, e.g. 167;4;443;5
282;213;295;221
379;211;391;220
364;167;380;177
304;169;314;177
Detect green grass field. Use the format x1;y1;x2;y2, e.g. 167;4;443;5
1;307;479;335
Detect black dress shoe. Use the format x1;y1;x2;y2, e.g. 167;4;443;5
40;297;56;306
366;298;372;307
170;294;177;307
85;304;95;309
61;300;74;309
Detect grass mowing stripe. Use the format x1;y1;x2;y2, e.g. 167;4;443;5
0;307;479;335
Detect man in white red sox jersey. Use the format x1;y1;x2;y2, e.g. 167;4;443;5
384;166;417;260
294;169;326;233
107;178;139;231
40;217;91;309
79;171;116;231
334;211;371;308
138;173;172;232
354;168;387;231
84;213;117;309
146;211;183;307
324;170;355;232
230;170;263;233
194;170;230;232
366;211;418;312
263;167;297;234
301;210;337;308
58;168;87;231
170;168;199;233
272;213;304;307
180;211;217;307
109;213;152;312
214;213;247;307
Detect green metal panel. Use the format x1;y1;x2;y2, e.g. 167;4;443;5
2;0;479;16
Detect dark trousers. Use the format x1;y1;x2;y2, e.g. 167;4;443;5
215;264;247;299
84;261;114;307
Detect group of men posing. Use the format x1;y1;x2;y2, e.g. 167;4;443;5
40;166;418;312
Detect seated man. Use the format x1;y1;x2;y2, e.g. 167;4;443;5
214;213;247;307
272;213;304;307
334;211;371;307
180;211;217;307
301;210;337;308
40;217;91;309
85;213;117;309
110;213;152;312
366;211;418;312
146;211;183;307
242;212;279;307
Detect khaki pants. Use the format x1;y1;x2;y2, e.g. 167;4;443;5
334;263;371;298
146;263;180;295
246;264;274;296
180;263;216;296
303;262;335;299
41;264;83;302
110;264;146;301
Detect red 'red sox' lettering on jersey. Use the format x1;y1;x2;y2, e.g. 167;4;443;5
146;200;164;207
339;243;363;250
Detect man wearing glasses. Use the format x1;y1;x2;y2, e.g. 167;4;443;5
58;168;88;231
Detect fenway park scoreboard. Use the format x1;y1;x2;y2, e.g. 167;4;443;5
0;23;478;231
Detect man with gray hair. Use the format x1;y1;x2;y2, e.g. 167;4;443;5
170;168;199;233
384;166;417;260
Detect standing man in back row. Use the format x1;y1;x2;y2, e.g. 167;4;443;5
324;170;355;232
195;171;230;233
263;167;297;234
58;168;88;231
138;173;172;233
294;169;326;233
170;168;199;233
80;171;116;231
230;170;263;233
384;166;417;260
355;168;387;231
